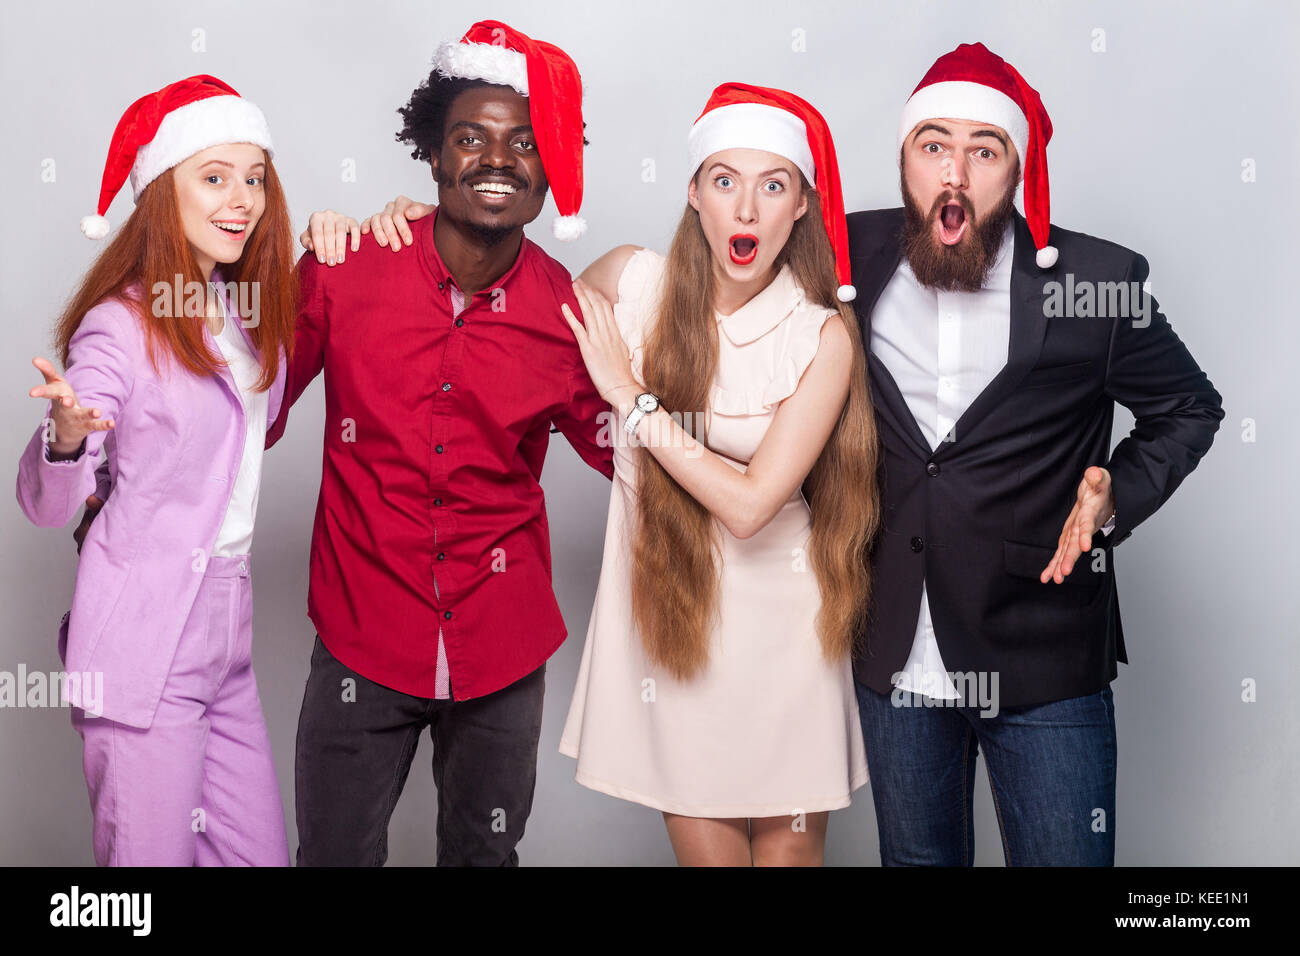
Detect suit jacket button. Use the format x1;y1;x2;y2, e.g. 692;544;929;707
910;536;924;553
926;461;940;477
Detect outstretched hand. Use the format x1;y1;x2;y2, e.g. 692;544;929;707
29;356;113;456
1041;465;1115;584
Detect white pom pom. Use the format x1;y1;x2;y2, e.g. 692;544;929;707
552;214;587;241
80;214;110;240
836;284;857;303
1035;245;1058;269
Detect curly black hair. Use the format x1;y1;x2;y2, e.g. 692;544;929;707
396;71;589;162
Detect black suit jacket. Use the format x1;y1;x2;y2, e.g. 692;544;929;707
848;208;1224;707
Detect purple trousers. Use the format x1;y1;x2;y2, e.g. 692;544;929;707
68;554;289;866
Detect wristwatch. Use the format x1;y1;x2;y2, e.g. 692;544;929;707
624;391;660;437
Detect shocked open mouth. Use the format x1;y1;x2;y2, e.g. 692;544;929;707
938;202;968;245
729;233;758;265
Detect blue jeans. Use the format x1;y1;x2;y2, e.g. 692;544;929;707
854;680;1116;866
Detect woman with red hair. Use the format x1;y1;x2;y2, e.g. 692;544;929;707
16;75;297;866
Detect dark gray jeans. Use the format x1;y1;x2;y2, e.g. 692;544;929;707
294;634;546;866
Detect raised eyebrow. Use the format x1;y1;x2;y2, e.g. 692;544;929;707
970;129;1009;150
706;163;793;178
912;122;951;142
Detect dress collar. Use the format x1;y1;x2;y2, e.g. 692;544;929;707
716;263;807;345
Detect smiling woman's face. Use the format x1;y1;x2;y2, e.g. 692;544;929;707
173;142;267;276
688;147;808;292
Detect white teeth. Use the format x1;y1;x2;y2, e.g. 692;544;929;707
472;182;516;195
213;221;246;232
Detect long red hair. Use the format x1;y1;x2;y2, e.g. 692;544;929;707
53;157;296;388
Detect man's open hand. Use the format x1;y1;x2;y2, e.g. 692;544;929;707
1041;466;1114;584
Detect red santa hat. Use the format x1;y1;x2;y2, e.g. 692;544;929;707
432;19;586;241
897;42;1057;268
80;74;273;240
687;82;857;302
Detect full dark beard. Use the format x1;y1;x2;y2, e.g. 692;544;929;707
899;172;1018;292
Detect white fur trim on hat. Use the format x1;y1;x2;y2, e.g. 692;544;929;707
130;95;274;200
897;80;1028;168
687;103;815;185
433;40;529;97
552;214;586;241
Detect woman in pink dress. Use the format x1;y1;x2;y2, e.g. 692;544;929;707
555;84;880;865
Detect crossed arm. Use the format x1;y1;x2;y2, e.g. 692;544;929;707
563;251;853;541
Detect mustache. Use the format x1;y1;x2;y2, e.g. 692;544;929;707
462;170;527;188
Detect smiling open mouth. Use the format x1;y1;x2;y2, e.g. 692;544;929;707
212;220;248;240
938;202;967;245
470;180;520;200
729;234;758;265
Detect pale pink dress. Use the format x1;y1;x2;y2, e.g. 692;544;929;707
558;248;869;817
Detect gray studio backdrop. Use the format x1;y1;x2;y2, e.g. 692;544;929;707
2;0;1295;866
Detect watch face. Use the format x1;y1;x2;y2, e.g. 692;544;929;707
637;393;658;412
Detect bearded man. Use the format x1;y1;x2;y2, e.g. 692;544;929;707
846;42;1224;866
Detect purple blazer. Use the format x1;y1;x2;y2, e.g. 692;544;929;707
15;280;286;728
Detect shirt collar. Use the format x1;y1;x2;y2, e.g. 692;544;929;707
716;263;807;345
419;203;531;293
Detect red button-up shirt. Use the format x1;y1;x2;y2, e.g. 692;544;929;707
267;206;614;700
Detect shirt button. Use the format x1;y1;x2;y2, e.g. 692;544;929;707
926;461;940;477
454;318;464;327
443;611;453;620
433;497;443;506
437;552;446;561
435;444;444;454
910;536;925;553
442;382;451;392
438;282;444;290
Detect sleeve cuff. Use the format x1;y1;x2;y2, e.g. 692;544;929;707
42;438;87;465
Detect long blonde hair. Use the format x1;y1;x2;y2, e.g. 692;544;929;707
631;182;881;680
